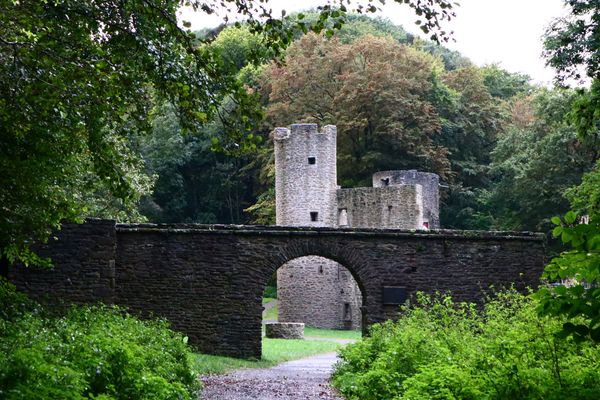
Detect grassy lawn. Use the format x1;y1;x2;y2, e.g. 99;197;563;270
304;327;362;340
193;337;341;375
262;297;276;305
263;300;278;320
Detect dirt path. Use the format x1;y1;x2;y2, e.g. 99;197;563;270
200;351;344;400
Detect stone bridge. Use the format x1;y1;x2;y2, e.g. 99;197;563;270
8;220;545;359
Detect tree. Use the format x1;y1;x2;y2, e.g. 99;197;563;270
544;0;600;138
264;33;450;187
140;101;258;224
485;89;596;232
480;64;532;100
533;0;600;343
0;0;456;266
544;0;600;84
432;66;506;229
566;160;600;218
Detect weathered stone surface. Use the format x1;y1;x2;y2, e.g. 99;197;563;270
8;219;117;307
337;186;423;229
265;322;305;339
9;221;545;359
372;170;440;228
273;124;338;227
278;257;362;330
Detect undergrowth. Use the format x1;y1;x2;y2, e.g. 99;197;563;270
332;290;600;400
0;278;200;400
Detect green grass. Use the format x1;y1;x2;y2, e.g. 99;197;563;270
263;300;278;320
193;338;342;375
304;327;362;340
262;297;276;305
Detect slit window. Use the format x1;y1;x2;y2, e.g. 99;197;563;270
310;212;319;222
344;302;351;320
308;157;316;165
338;208;348;226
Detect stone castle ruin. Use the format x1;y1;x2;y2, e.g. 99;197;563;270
274;123;440;329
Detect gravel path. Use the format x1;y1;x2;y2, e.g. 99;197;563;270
200;352;344;400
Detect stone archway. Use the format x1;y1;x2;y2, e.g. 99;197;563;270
9;221;546;359
254;240;376;342
276;256;363;330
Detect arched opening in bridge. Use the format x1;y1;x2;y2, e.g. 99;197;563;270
261;256;364;335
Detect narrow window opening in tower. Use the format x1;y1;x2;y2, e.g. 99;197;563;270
308;157;316;165
318;265;323;274
338;208;348;226
310;211;318;221
343;302;351;321
381;177;390;186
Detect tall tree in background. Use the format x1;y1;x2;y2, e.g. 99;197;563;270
140;102;257;224
435;66;507;229
265;33;450;187
487;89;597;232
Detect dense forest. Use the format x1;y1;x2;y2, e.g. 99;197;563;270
108;13;597;239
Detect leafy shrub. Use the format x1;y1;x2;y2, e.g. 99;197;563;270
332;290;600;400
536;212;600;343
0;279;200;399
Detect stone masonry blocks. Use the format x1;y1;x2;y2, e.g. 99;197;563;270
265;322;305;339
9;222;545;359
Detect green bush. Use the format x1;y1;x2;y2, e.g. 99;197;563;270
0;279;200;399
332;290;600;400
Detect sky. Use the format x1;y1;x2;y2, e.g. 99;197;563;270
179;0;569;85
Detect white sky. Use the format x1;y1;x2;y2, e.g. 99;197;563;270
179;0;569;85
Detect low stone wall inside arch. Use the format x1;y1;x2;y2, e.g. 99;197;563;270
8;221;545;359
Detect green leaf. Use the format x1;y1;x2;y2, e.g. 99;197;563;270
565;211;577;224
552;226;563;237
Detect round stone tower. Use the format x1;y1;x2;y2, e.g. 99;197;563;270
273;123;338;226
372;170;440;229
273;124;362;330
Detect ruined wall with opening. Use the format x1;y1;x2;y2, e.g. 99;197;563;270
372;170;440;228
337;186;424;229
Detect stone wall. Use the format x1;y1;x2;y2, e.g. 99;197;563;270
277;257;362;330
372;170;440;228
8;222;546;359
8;219;116;306
337;186;424;229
